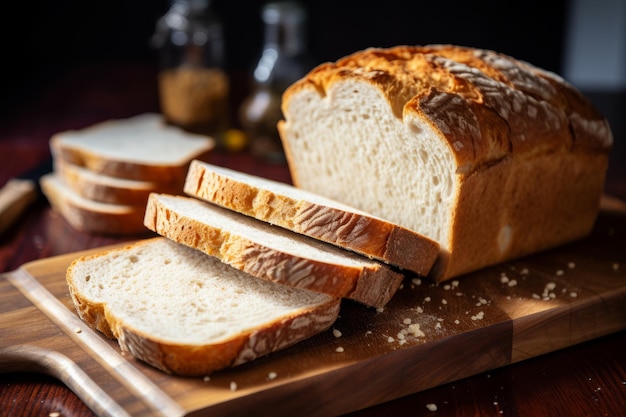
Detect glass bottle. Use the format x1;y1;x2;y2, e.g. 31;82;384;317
152;0;229;142
239;1;314;163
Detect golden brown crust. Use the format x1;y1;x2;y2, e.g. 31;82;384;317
55;160;182;206
282;44;612;172
116;329;248;376
144;194;404;307
111;298;340;376
41;175;149;235
183;160;439;275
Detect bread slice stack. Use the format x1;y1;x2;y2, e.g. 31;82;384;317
40;113;215;235
66;159;439;376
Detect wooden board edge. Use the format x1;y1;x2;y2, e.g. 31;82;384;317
4;267;186;417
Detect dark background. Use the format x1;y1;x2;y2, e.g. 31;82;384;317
1;0;570;117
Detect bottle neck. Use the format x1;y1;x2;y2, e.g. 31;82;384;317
262;3;307;56
264;22;306;56
253;2;312;87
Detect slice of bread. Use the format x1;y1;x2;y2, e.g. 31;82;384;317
184;160;439;275
66;237;340;376
50;113;215;184
144;193;404;308
41;173;148;235
55;160;181;206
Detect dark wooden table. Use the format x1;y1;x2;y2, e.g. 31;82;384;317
1;63;625;417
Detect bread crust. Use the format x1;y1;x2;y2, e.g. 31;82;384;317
144;194;404;307
51;136;211;184
283;45;611;172
55;160;181;205
279;45;612;281
184;160;439;275
66;238;341;376
41;174;149;235
110;300;340;376
49;114;215;184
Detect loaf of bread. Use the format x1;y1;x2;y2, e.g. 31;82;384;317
50;113;215;184
66;238;340;376
143;193;404;307
278;44;613;281
184;160;439;275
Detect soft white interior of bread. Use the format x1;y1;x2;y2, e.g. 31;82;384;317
57;113;213;164
283;80;457;247
70;239;335;344
157;194;382;267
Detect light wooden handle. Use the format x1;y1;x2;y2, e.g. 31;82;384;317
0;178;37;235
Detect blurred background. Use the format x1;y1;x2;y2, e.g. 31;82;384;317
0;0;623;128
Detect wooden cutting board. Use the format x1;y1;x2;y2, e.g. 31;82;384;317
2;196;625;417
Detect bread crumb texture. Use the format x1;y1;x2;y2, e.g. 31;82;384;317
67;238;340;375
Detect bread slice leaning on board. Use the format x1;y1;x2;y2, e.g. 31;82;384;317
183;160;439;276
278;44;613;281
143;193;404;308
66;238;341;376
50;113;215;184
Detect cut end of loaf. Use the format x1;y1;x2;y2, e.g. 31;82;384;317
280;76;459;248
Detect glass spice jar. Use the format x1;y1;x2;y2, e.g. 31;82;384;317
152;0;230;143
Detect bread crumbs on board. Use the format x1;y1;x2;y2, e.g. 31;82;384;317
471;311;485;321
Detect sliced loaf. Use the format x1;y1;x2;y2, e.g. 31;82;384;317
144;193;404;308
278;44;613;281
41;173;148;235
50;113;215;184
184;160;439;275
66;237;340;376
